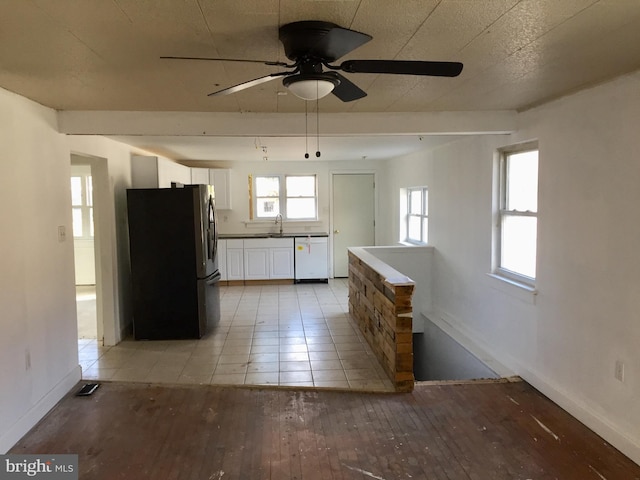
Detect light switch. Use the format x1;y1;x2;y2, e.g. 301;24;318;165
58;225;66;242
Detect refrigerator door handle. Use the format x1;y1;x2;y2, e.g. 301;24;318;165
209;196;219;263
207;270;222;284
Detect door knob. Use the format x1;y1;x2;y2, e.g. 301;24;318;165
334;229;340;234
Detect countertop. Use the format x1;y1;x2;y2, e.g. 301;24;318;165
219;232;329;239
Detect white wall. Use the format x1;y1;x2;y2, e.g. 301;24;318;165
382;71;640;464
210;158;387;241
0;88;81;452
0;86;163;451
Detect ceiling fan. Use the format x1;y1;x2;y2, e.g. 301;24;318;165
162;20;463;102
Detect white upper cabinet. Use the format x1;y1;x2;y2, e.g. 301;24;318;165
209;169;231;210
131;156;191;188
191;167;210;185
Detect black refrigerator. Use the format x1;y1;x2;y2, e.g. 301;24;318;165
126;184;220;340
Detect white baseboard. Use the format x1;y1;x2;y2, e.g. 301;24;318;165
519;366;640;466
0;365;81;453
429;309;640;467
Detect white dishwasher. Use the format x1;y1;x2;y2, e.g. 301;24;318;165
294;236;328;283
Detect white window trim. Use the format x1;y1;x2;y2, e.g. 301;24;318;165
492;141;538;288
404;186;428;245
253;174;318;221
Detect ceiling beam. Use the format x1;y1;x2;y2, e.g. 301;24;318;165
58;110;517;137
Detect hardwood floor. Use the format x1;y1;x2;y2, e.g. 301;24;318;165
11;380;640;479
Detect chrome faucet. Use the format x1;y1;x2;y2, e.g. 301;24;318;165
275;213;283;236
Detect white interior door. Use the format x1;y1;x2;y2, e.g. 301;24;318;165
332;174;375;277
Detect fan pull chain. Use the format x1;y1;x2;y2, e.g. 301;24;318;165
315;89;321;158
304;101;309;159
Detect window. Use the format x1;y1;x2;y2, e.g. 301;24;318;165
253;174;317;220
404;187;428;244
496;144;538;283
70;173;94;238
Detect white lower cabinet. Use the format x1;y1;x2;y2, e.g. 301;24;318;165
244;248;269;280
217;239;227;281
270;248;294;279
234;237;294;281
226;239;244;281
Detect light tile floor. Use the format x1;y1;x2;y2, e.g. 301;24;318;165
79;279;394;392
76;285;97;339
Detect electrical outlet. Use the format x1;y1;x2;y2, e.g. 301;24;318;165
614;360;625;382
57;225;66;242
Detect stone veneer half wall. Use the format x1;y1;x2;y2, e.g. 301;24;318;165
348;248;415;392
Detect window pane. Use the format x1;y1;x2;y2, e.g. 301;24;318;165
287;198;316;219
72;208;83;237
256;176;279;197
86;176;93;206
408;215;421;241
422;220;428;243
501;215;537;278
89;208;94;237
257;198;279;217
506;150;538;212
286;176;315;197
423;190;429;215
409;190;422;214
70;177;82;206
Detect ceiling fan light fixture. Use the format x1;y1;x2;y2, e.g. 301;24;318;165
283;75;339;100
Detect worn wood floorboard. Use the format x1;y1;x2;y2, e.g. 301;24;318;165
10;381;640;480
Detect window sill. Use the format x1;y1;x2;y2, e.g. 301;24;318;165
243;220;322;228
398;241;428;247
485;273;538;305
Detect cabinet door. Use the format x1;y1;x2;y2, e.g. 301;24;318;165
191;167;210;185
270;248;294;279
244;248;269;280
227;248;244;281
217;239;227;280
157;158;191;187
210;169;231;210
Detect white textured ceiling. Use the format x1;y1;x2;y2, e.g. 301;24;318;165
2;0;640;161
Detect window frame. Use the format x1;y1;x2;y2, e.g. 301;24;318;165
252;174;318;221
70;172;94;239
404;186;428;245
495;142;539;286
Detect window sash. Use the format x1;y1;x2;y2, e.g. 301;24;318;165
70;174;94;238
406;187;428;244
253;174;317;220
496;146;538;283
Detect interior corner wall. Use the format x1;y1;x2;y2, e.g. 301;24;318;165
381;70;640;464
0;88;81;452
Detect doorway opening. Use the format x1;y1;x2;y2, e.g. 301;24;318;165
71;153;116;347
71;163;97;339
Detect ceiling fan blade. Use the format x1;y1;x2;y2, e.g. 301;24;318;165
161;56;291;67
330;72;367;102
339;60;463;77
279;21;372;63
208;72;292;97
